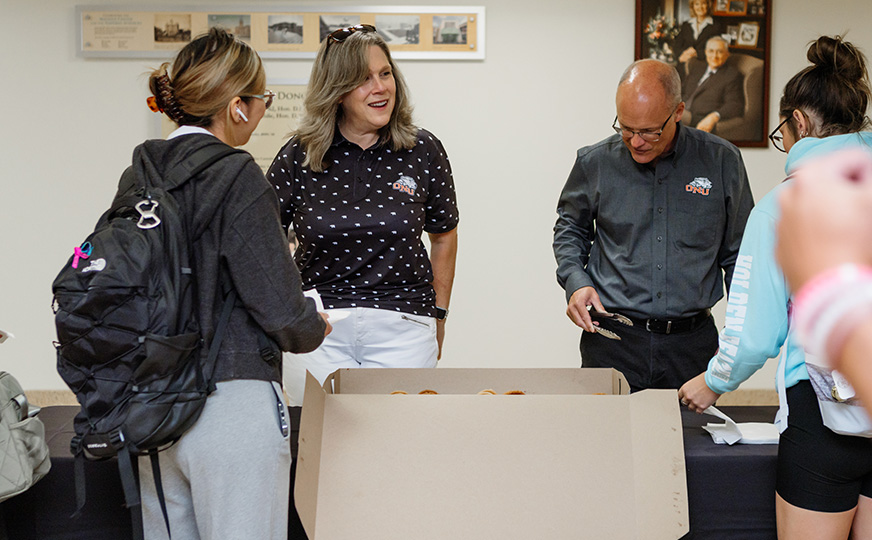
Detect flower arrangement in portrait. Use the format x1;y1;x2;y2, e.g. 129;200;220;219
645;12;679;61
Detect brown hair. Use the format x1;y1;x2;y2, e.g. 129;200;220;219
294;29;417;172
779;35;871;138
148;27;265;128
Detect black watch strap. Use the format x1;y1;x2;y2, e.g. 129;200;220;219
435;307;449;320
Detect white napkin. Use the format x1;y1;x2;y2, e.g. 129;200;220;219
303;289;350;322
303;289;324;311
702;405;779;445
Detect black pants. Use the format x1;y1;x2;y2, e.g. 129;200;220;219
579;313;718;392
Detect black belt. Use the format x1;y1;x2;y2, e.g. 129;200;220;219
624;309;711;335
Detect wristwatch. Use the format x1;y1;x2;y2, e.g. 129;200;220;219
435;307;449;320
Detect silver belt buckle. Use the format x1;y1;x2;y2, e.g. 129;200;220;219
666;320;673;334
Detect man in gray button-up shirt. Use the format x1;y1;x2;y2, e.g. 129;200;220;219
553;59;754;391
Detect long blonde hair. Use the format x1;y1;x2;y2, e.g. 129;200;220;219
148;27;265;128
295;29;417;172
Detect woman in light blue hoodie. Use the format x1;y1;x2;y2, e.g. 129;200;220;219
679;35;872;540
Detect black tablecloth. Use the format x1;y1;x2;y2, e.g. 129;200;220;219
680;406;779;540
0;405;779;540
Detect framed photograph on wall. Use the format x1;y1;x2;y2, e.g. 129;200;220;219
714;0;748;16
635;0;772;147
736;22;759;48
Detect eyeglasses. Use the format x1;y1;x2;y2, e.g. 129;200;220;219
327;24;377;44
612;111;675;142
769;117;789;153
243;90;276;110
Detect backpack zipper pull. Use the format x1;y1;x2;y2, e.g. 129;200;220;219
72;242;92;269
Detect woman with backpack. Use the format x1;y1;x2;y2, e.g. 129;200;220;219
679;35;872;539
140;28;330;539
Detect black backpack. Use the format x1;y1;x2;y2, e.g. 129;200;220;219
52;142;243;539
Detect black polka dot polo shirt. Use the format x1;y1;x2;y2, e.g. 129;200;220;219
268;128;459;317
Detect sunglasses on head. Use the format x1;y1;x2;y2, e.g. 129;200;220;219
327;24;377;44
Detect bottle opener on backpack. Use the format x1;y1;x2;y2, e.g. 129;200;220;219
136;199;161;229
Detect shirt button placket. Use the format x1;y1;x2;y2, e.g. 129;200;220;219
652;173;668;314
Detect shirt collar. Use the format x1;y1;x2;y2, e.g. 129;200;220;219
168;125;215;140
330;125;389;149
661;121;686;164
692;16;714;30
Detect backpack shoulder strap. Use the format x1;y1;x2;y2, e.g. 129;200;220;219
164;144;245;191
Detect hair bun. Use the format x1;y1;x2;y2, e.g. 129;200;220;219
807;35;867;82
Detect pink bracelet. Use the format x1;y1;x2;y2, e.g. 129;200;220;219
824;301;872;366
791;264;872;367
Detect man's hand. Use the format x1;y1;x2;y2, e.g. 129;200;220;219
566;286;606;333
678;373;721;413
695;112;720;133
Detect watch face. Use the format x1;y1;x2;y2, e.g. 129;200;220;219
435;307;448;320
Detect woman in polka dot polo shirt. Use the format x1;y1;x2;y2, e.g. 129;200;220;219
268;25;459;404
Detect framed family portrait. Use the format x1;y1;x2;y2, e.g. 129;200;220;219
635;0;772;147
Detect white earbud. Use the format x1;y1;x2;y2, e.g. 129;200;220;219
236;107;249;123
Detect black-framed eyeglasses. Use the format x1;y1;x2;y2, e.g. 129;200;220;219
612;111;675;142
327;24;377;44
769;117;789;153
243;90;276;110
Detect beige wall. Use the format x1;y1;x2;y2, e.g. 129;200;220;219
2;0;870;391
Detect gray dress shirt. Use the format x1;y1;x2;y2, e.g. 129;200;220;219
553;125;754;320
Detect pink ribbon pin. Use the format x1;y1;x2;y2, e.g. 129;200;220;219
72;244;92;269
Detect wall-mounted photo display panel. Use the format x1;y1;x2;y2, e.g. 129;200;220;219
78;5;485;60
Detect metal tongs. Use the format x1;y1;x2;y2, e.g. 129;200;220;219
589;310;633;340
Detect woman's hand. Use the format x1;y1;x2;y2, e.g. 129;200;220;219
678;47;697;64
319;313;333;336
678;373;721;414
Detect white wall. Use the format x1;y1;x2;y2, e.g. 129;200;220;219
3;0;870;391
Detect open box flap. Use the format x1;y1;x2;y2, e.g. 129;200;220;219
294;371;327;539
630;389;689;538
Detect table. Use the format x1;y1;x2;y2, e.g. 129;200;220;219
681;406;779;540
0;405;778;540
0;406;306;540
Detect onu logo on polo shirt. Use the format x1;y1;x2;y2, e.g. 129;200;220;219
392;175;417;196
686;177;712;196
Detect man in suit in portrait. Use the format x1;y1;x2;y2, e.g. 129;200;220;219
682;36;745;134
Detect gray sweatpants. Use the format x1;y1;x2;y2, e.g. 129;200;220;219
138;379;292;540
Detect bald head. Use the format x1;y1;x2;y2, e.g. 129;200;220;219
615;60;685;164
617;60;682;109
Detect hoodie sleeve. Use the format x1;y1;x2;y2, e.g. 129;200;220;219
221;162;326;354
705;190;790;394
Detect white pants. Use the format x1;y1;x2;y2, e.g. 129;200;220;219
284;307;438;405
139;379;291;540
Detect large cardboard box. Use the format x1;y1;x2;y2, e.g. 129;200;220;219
296;368;688;539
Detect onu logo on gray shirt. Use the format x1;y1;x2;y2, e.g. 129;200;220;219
686;177;712;196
